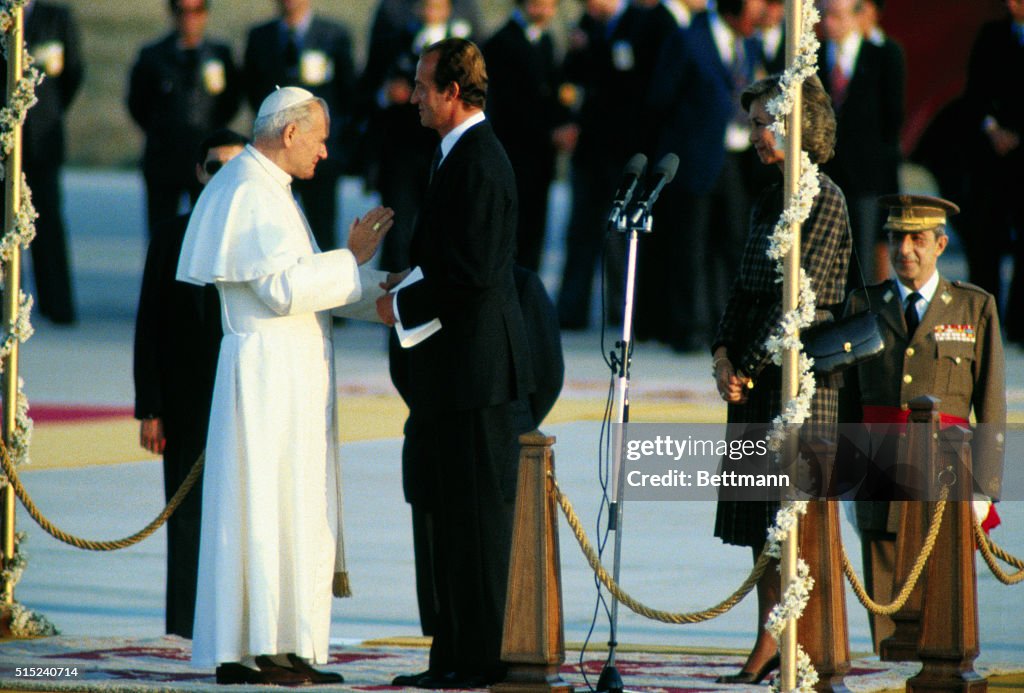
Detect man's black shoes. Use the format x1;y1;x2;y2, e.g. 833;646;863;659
391;669;500;689
284;654;344;684
216;654;344;686
216;660;309;686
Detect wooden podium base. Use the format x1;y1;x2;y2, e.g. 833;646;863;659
907;426;986;693
798;500;852;693
907;664;987;693
492;665;572;693
494;432;571;693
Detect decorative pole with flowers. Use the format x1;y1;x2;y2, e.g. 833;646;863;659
779;0;804;686
759;0;830;689
1;0;42;621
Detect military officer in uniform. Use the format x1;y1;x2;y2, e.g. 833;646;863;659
841;194;1006;652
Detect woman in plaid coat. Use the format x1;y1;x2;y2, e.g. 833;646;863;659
710;75;851;684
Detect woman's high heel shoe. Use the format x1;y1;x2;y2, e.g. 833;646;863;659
714;653;781;684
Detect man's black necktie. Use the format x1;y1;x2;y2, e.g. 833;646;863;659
904;292;922;337
428;147;442;183
284;28;300;80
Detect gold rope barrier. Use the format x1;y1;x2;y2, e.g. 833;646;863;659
549;474;771;624
0;438;203;551
840;489;948;616
975;522;1024;585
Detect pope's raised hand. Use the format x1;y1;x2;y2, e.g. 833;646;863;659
347;206;395;265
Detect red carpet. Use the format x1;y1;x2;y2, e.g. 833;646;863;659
24;404;135;424
4;635;1021;691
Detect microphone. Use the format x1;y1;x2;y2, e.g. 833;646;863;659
626;153;679;227
607;153;647;226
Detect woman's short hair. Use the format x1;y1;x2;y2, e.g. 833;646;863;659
741;74;837;164
422;37;488;109
252;98;330;143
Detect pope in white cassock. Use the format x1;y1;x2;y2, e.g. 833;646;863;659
176;86;395;686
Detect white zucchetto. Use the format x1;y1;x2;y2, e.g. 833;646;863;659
256;85;317;118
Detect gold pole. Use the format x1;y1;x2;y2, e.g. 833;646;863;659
780;0;804;688
2;3;26;606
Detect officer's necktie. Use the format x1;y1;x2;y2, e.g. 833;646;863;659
904;291;922;337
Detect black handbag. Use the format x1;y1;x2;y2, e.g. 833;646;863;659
799;218;887;377
802;310;884;376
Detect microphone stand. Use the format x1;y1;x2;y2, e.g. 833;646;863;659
597;200;653;693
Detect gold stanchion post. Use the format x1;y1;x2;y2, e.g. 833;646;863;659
1;2;26;607
779;0;804;688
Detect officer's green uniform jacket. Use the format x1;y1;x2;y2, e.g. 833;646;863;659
844;275;1006;531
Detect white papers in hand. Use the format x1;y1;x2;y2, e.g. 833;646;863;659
395;267;442;348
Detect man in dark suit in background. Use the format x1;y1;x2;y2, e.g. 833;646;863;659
483;0;574;274
243;0;356;251
857;0;905;281
640;0;707;44
4;0;85;325
358;0;472;273
133;128;247;639
556;0;656;330
127;0;241;238
757;0;785;74
638;0;766;351
742;0;785;197
818;0;904;286
377;38;534;690
962;0;1024;343
368;0;482;58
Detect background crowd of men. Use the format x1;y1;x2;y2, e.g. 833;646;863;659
8;0;1022;350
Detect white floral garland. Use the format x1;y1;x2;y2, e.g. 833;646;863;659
764;501;818;692
0;0;55;638
758;1;822;691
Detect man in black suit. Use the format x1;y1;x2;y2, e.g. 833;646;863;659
243;0;356;251
818;0;904;286
742;0;785;197
556;0;656;330
637;0;765;350
127;0;242;238
962;0;1024;342
756;0;784;75
641;0;707;47
133;128;247;639
483;0;574;273
368;0;482;57
377;38;534;690
858;0;906;282
388;264;563;641
358;0;473;272
3;1;84;324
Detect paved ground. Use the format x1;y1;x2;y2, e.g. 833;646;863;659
7;170;1024;669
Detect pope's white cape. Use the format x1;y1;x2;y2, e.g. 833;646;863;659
176;145;385;666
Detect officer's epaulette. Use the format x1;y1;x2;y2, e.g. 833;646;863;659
951;279;993;297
